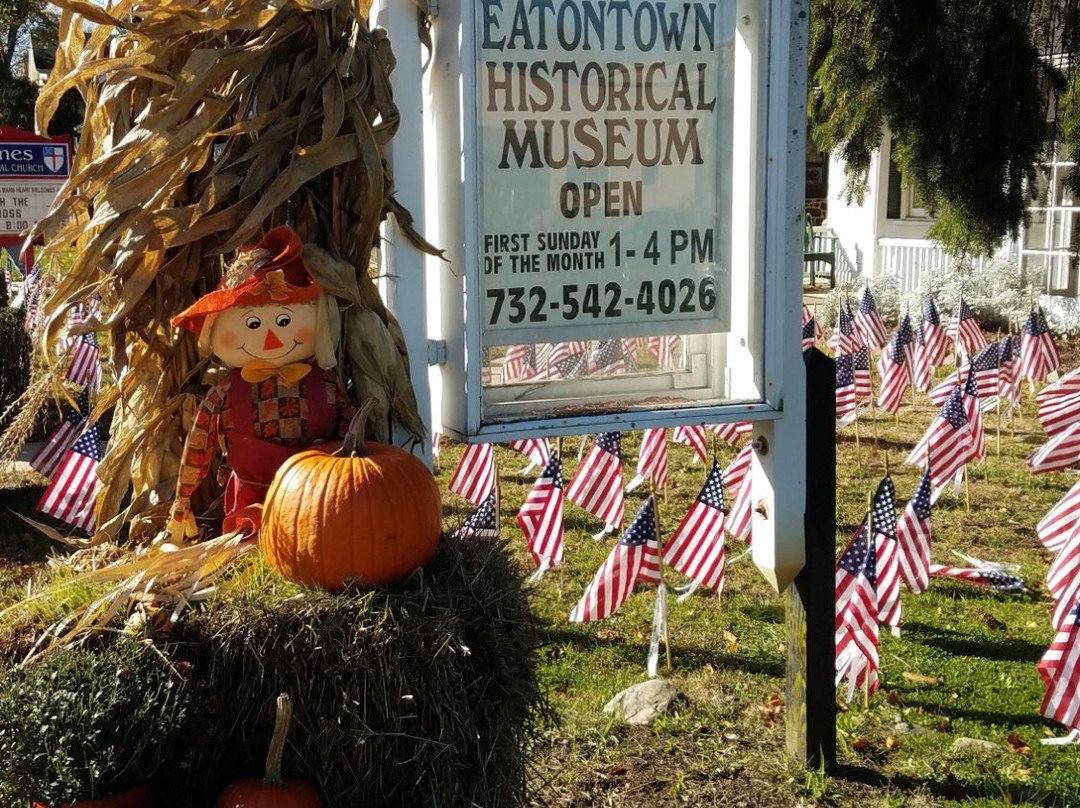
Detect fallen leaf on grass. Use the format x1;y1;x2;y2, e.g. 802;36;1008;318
1044;727;1057;737
607;765;628;777
977;612;1004;630
723;629;738;649
887;691;902;705
851;739;872;751
902;671;943;685
1007;734;1031;755
885;737;900;750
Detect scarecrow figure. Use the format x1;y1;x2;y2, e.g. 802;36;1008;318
167;226;355;541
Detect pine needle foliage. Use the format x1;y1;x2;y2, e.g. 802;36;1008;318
15;0;438;542
810;0;1072;255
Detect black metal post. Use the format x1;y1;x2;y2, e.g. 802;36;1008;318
785;347;837;769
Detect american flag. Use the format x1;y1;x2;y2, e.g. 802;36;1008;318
1020;308;1061;383
877;317;913;414
872;476;902;634
672;424;708;464
1041;599;1080;733
724;445;754;544
664;459;727;594
1039;366;1080;405
589;339;630;375
836;353;858;423
554;343;589;379
963;369;989;464
896;470;933;594
802;305;818;351
852;345;872;398
998;335;1021;410
66;332;102;389
707;421;751;447
565;432;624;528
523;343;555;381
911;324;933;393
907;387;970;487
1039;480;1080;554
448;442;495;505
503;344;535;382
830;300;860;356
21;264;42;334
855;287;889;350
509;438;550;470
928;564;1025;592
968;342;1001;400
37;420;104;532
835;520;879;698
962;370;986;462
952;298;988;357
1048;532;1080;631
1040;600;1080;688
569;495;662;623
459;490;499;539
1038;390;1080;436
928;368;964;407
648;334;683;369
632;428;669;490
517;453;564;568
431;429;441;459
30;387;90;479
923;296;948;367
1027;422;1080;474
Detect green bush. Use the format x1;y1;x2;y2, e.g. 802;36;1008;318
0;638;200;806
0;306;30;414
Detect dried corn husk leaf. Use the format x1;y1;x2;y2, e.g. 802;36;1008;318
7;0;439;548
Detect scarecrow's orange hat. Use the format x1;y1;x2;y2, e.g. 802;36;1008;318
171;226;323;334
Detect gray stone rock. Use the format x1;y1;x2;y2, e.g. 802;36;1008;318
952;737;1003;755
603;679;686;725
893;721;935;736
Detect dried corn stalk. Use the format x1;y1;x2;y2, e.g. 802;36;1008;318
15;0;438;543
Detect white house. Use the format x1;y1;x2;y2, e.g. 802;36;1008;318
819;132;1078;298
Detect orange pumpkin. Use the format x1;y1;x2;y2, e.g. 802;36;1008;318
260;403;442;591
34;783;151;808
215;694;321;808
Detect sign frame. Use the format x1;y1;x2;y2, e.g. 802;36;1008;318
428;0;804;444
0;126;71;250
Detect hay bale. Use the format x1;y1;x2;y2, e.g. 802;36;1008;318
163;535;547;808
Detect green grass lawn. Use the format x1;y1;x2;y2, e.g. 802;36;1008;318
434;368;1079;807
2;353;1080;806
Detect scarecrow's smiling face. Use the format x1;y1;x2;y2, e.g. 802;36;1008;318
209;301;319;368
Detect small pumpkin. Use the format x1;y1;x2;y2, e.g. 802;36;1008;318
260;401;442;590
215;693;321;808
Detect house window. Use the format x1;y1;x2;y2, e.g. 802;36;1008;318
885;149;933;220
1021;159;1080;296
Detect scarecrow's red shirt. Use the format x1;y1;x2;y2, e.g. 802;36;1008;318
170;372;356;524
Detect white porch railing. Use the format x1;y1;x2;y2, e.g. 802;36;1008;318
877;237;986;293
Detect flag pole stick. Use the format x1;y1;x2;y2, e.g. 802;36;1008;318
854;412;862;467
868;341;880;454
650;483;672;670
864;490;873;710
963;466;970;512
495;468;502;538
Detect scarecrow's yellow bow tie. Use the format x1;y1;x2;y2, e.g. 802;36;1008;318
240;360;313;384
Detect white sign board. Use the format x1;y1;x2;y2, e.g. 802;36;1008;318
475;2;730;347
0;181;64;234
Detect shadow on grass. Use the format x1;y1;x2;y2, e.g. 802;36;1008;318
0;484;55;564
902;620;1046;663
830;763;1048;804
538;626;785;678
